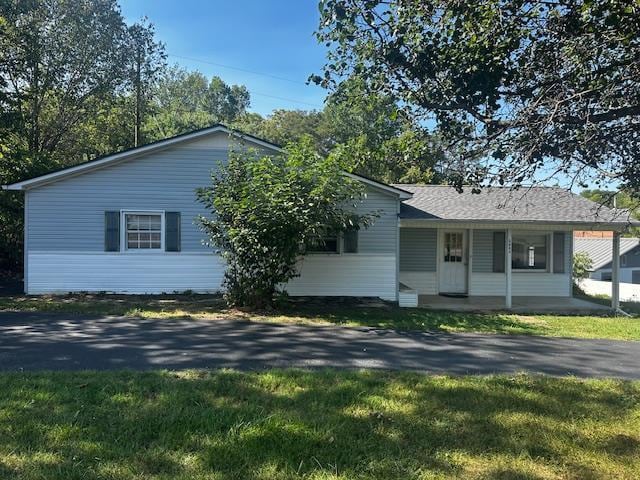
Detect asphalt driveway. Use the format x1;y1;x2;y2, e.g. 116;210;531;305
0;312;638;379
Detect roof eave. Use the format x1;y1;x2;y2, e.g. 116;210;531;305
344;172;413;199
399;218;636;230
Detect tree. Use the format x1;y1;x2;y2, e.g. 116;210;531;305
581;189;640;235
0;0;132;161
196;137;377;309
206;76;250;123
232;79;446;184
127;18;166;147
0;0;154;274
581;189;640;218
315;0;640;193
146;67;250;141
233;109;324;149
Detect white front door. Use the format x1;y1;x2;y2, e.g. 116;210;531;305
439;230;467;293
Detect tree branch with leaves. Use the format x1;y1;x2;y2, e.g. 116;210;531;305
314;0;640;193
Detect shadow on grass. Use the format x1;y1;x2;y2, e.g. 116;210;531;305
274;300;547;335
0;370;638;479
0;293;550;335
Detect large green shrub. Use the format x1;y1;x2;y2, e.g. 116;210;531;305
197;137;377;309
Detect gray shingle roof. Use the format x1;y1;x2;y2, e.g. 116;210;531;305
395;185;635;225
573;237;640;270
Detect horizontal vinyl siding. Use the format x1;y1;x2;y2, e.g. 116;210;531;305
472;230;494;273
513;273;571;296
399;228;436;271
470;272;571;296
356;190;398;254
27;136;395;257
285;254;396;301
29;251;399;299
27;252;225;294
26;133;266;253
399;271;437;295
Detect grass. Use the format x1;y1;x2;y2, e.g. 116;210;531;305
2;293;640;341
0;370;638;479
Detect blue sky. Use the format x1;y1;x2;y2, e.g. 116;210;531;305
120;0;328;116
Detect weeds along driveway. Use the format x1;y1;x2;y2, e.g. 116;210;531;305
0;312;638;378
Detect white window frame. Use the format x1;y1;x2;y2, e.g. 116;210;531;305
304;230;360;255
305;233;341;255
120;210;165;253
511;231;551;273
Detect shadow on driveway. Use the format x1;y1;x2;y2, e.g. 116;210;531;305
0;312;638;378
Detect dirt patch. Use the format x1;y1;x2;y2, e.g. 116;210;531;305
514;315;549;326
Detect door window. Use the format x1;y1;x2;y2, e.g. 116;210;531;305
444;232;463;263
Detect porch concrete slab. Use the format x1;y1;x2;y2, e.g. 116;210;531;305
418;295;611;314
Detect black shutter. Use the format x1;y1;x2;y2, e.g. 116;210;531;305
493;231;505;273
165;212;181;252
343;229;358;253
553;232;565;273
105;211;120;252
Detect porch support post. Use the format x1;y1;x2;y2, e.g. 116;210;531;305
505;228;512;308
612;231;621;311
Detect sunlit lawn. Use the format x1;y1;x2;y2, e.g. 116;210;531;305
0;370;638;480
2;293;640;340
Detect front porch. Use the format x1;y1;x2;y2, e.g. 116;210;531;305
398;223;625;312
417;295;611;314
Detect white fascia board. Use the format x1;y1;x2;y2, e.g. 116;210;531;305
343;172;413;199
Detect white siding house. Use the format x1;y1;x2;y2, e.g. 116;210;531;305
4;125;638;309
4;126;409;301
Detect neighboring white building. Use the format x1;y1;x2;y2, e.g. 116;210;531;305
574;237;640;284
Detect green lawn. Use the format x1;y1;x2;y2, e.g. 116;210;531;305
2;293;640;340
0;370;638;479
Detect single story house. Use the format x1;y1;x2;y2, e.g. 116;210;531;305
4;125;637;309
574;236;640;284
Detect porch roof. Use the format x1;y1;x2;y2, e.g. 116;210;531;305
395;185;637;228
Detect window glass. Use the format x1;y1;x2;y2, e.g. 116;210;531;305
444;232;463;263
512;233;547;270
126;213;162;250
306;235;339;253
